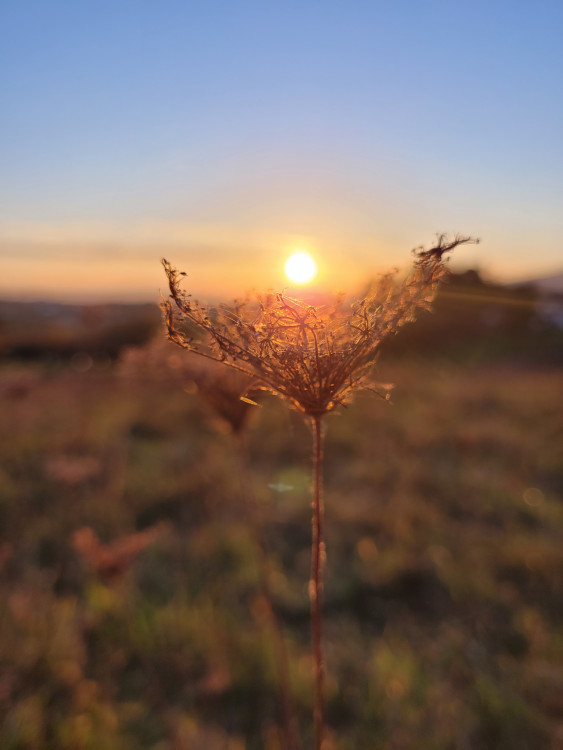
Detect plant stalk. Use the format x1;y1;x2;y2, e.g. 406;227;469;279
311;415;325;750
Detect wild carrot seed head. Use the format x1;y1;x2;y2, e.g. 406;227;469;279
120;337;259;433
162;234;477;417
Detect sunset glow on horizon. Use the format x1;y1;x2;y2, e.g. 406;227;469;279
1;3;562;302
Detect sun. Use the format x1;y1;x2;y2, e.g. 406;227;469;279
285;251;317;284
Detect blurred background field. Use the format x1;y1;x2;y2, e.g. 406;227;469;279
1;275;562;749
3;3;563;746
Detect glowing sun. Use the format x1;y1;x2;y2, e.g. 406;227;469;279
285;251;317;284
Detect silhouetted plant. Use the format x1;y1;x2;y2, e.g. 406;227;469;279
121;341;299;748
162;234;477;749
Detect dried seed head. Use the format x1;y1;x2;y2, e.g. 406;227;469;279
120;338;259;433
186;361;261;434
162;235;477;417
72;523;169;585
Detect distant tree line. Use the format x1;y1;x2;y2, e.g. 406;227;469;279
1;272;561;364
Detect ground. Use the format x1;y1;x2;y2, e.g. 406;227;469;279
0;356;561;749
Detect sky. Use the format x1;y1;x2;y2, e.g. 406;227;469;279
1;0;562;302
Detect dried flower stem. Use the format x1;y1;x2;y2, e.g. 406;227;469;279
311;416;325;750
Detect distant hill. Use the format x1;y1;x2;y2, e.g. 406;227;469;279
1;270;562;364
382;269;563;364
510;271;563;295
0;300;161;360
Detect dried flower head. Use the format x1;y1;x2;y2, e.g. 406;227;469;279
72;522;169;585
162;235;477;417
188;363;261;434
120;337;259;433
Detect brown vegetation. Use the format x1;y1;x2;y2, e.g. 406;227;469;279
0;355;561;748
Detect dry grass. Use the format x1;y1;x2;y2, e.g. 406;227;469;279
0;358;561;748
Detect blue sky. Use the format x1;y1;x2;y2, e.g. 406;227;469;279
1;0;562;300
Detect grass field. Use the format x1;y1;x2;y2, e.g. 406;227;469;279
0;353;562;749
